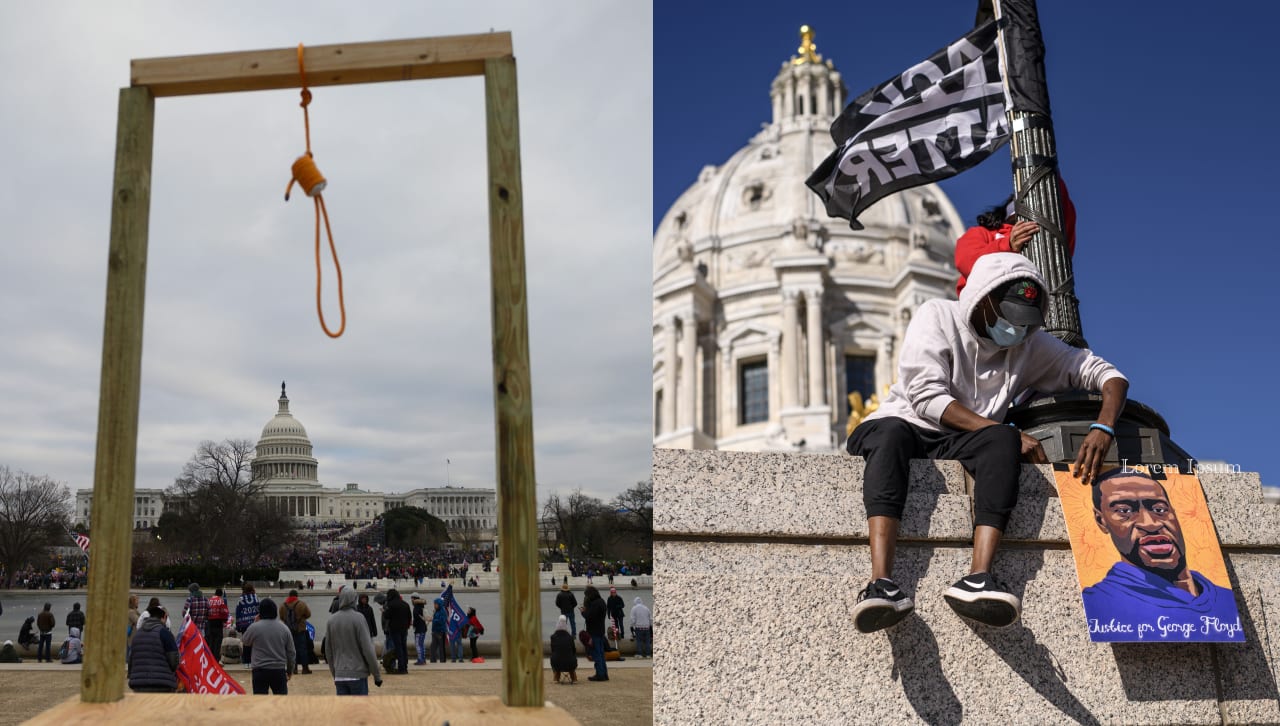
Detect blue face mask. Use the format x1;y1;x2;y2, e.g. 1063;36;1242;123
984;301;1028;347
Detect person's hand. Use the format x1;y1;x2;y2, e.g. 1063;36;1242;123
1019;431;1048;464
1073;428;1113;484
1008;220;1039;253
286;671;292;681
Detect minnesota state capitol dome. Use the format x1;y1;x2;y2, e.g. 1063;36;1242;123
654;27;966;453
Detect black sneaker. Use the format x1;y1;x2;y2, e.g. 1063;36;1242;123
943;572;1021;627
852;578;914;633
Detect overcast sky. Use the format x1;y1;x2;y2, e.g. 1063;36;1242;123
0;2;653;504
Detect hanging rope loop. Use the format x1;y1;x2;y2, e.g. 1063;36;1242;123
283;42;346;338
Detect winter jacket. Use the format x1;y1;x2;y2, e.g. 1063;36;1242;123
549;630;577;672
555;590;577;615
324;588;381;681
281;597;311;634
61;627;83;663
631;598;652;629
356;602;378;638
583;594;607;638
128;618;178;691
861;253;1125;435
241;618;296;673
37;611;54;634
235;594;259;632
431;600;447;634
412;602;428;635
606;594;625;619
954;174;1076;296
384;593;411;634
66;608;85;632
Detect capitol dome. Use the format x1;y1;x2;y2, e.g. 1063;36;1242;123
253;382;319;482
654;26;965;453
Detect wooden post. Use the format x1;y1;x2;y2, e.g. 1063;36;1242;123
484;56;542;708
83;86;154;702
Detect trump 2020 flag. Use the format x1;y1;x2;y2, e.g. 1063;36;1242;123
176;616;245;694
806;18;1010;229
441;585;468;641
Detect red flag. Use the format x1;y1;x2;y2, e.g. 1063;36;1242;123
176;616;245;695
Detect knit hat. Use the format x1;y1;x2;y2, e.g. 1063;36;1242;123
188;583;200;594
259;598;278;620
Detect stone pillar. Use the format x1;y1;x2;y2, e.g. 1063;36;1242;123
804;288;825;407
680;312;697;431
767;334;782;421
785;74;796;118
817;74;829;117
661;315;678;434
780;290;800;409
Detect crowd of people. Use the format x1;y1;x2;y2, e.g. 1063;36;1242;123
1;558;88;590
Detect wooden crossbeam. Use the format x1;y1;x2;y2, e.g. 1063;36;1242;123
131;33;513;96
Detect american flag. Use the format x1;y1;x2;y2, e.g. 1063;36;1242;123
70;531;90;554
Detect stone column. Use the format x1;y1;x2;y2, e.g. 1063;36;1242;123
661;315;678;434
679;312;697;431
780;290;800;409
804;288;825;407
767;334;782;421
785;74;796;118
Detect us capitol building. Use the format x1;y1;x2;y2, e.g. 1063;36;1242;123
653;27;966;453
76;384;497;537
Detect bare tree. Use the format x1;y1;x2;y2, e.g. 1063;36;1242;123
0;466;72;587
161;439;291;559
541;489;613;559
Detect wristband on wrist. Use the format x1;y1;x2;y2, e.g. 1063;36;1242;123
1089;423;1115;437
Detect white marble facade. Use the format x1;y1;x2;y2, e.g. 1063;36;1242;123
653;28;965;453
77;386;497;535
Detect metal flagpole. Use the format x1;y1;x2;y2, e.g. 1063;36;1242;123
988;0;1086;348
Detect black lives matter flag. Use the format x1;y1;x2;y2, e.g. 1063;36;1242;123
806;19;1009;229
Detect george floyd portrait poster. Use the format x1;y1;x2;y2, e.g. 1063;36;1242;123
1054;463;1244;643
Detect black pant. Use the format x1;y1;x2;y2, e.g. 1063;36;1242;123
469;636;479;660
204;624;223;663
252;668;288;695
391;631;408;672
847;417;1022;530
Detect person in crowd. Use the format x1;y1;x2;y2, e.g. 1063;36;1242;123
140;597;172;629
953;175;1075;297
448;621;464;663
127;594;141;661
36;603;55;662
631;597;652;659
206;587;231;664
183;583;209;637
60;626;84;664
66;602;86;634
556;583;579;644
356;593;378;640
240;598;295;695
128;605;178;693
235;583;260;668
324;587;382;695
0;640;21;663
281;589;312;674
606;587;626;639
549;615;577;685
465;607;484;661
411;594;429;665
847;253;1127;634
384;589;411;674
18;616;36;651
430;597;448;663
581;585;608;682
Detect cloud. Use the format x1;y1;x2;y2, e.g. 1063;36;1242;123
0;1;653;506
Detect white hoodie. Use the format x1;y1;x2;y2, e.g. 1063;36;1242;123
863;252;1126;432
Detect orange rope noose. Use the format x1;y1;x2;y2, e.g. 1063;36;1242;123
285;43;346;338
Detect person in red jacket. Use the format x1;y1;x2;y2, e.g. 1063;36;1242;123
954;175;1076;296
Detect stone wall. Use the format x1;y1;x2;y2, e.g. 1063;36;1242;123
653;448;1280;725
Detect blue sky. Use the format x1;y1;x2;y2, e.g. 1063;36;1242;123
655;1;1280;489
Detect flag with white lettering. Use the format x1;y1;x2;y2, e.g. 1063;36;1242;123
69;531;90;554
441;585;468;642
176;616;245;694
806;19;1010;229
